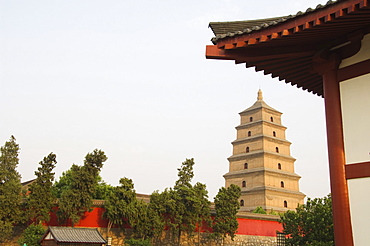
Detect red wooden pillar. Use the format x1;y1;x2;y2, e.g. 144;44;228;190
319;54;354;246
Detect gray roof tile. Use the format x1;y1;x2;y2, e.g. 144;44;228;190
48;226;107;244
209;0;342;44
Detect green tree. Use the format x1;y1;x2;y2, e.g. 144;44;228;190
28;153;57;224
163;158;212;245
193;182;211;245
147;190;170;244
94;177;114;200
58;149;107;226
129;198;164;241
53;170;113;200
0;136;22;241
252;206;267;214
213;184;241;244
172;158;196;244
52;169;73;198
104;177;136;235
279;194;334;246
17;223;46;246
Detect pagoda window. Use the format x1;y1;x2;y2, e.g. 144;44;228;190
281;181;285;188
244;163;248;169
248;131;251;137
276;147;279;153
246;147;250;153
242;181;246;187
273;131;276;137
270;116;274;122
240;200;244;207
284;201;288;208
249;117;253;122
278;163;281;170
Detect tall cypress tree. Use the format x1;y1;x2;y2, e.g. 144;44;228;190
0;136;22;241
104;177;136;235
58;149;107;226
28;153;57;224
169;158;211;245
172;158;195;244
193;182;211;245
213;184;241;244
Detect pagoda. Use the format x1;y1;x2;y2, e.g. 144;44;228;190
224;90;305;212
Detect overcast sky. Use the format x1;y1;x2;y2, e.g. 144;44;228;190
1;0;330;200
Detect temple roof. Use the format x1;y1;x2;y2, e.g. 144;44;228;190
41;227;107;244
209;16;288;39
206;0;370;96
209;0;339;43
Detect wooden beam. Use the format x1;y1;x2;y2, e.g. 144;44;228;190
345;161;370;179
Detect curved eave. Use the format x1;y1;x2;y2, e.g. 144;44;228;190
206;0;370;96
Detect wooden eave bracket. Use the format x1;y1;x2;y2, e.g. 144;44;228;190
311;26;366;74
205;45;241;60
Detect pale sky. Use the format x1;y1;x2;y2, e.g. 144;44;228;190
1;0;330;200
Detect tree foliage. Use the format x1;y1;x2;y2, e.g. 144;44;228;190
193;182;211;245
28;153;57;224
104;177;136;233
53;170;113;200
279;194;334;246
94;177;114;200
58;149;107;225
125;238;151;246
253;206;267;214
129;198;165;241
0;136;22;241
17;223;46;246
165;158;211;245
213;184;241;242
138;159;211;245
52;169;73;198
147;189;171;243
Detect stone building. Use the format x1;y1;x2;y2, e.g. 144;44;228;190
224;90;305;212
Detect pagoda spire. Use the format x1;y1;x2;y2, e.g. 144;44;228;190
257;89;263;101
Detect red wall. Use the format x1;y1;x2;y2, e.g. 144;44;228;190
236;218;282;237
48;207;109;228
47;207;282;237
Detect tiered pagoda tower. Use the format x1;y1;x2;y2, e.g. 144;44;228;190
224;90;305;212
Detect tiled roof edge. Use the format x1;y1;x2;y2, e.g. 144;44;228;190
210;0;341;44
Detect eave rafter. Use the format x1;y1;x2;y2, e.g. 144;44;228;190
206;44;318;62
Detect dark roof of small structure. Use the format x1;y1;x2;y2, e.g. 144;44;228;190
206;0;370;96
21;179;36;187
41;226;106;244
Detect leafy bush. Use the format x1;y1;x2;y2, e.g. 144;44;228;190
125;238;151;246
279;194;334;245
252;206;267;214
17;224;46;246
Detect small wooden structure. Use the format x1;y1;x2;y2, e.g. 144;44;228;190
39;226;107;246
